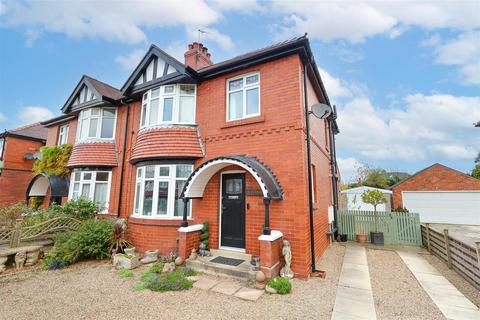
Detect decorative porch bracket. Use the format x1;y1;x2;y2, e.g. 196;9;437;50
263;197;271;235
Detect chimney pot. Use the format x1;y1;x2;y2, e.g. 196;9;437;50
184;42;213;70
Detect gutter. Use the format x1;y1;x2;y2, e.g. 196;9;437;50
116;101;130;218
327;107;339;237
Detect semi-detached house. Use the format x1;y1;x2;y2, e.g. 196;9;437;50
34;36;340;278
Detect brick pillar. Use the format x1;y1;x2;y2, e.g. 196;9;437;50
177;224;203;260
258;230;283;279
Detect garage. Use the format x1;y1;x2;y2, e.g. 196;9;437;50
402;191;480;224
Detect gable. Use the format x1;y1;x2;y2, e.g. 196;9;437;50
121;45;195;95
72;83;98;107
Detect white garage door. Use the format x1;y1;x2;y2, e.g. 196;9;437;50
402;191;480;225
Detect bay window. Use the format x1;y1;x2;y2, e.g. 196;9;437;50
77;107;117;141
69;170;112;212
227;72;260;121
133;164;193;219
141;84;196;128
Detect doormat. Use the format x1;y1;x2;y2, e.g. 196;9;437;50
210;256;244;266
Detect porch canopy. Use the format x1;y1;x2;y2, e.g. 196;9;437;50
180;155;283;235
26;173;69;205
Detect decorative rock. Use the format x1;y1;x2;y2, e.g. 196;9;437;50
124;247;136;257
256;270;266;283
280;240;294;279
186;275;200;282
174;256;184;266
15;251;26;269
188;248;197;260
162;262;176;273
265;285;277;294
0;256;8;273
140;249;158;264
113;253;140;270
25;250;40;267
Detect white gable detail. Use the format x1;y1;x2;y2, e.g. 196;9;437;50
73;84;97;106
167;65;176;75
156;59;166;78
132;55;180;88
145;59;154;82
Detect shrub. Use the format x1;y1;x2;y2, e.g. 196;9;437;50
117;268;134;278
267;277;292;294
201;221;209;249
148;261;165;274
392;206;409;213
109;219;131;254
61;198;99;220
32;144;72;176
0;203;25;226
43;219;114;269
143;270;193;292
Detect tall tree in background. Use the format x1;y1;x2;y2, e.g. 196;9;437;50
362;169;389;189
472;152;480;179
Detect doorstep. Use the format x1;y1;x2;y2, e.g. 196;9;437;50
187;249;257;283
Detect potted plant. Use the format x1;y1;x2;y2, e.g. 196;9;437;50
356;232;367;244
361;189;387;245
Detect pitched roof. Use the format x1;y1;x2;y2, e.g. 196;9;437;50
85;76;123;101
0;122;47;141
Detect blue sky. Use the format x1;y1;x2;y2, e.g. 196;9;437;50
0;0;479;181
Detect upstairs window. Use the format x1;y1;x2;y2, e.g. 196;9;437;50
58;125;69;145
0;138;4;161
141;84;196;128
69;170;112;213
227;72;260;121
77;107;117;141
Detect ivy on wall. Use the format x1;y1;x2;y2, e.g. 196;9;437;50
33;144;72;176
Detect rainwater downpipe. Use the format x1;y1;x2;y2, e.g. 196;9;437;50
116;102;130;218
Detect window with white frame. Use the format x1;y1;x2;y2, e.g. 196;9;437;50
58;125;69;145
133;164;193;218
140;84;196;128
0;138;4;160
69;170;112;212
77;107;117;141
227;72;260;121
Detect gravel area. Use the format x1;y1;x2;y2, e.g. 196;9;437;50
0;244;345;320
366;248;444;320
422;252;480;307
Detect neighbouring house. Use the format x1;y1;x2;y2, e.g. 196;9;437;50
0;123;47;206
391;163;480;225
36;35;340;278
340;186;392;211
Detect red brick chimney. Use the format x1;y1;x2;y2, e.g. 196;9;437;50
184;42;213;70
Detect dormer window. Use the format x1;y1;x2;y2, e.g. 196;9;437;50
140;84;196;128
77;107;117;141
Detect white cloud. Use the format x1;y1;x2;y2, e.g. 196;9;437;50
17;106;54;125
115;49;145;71
318;68;351;99
165;41;188;62
3;0;221;45
336;94;480;162
185;26;234;52
337;157;367;183
434;31;480;85
0;112;6;122
209;0;262;12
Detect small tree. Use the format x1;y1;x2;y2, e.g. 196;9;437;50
472;151;480;179
361;189;387;232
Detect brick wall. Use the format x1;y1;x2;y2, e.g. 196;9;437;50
392;163;480;208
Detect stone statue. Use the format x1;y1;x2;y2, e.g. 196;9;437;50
15;251;26;269
280;240;294;279
188;248;197;260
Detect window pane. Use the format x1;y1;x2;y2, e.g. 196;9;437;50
145;165;155;178
134;182;141;213
226;179;242;194
101;117;114;138
91;108;100;116
246;74;259;85
94;183;108;210
228;91;243;120
164;85;174;94
81;117;89;139
81;184;91;198
180;85;195;95
83;172;92;180
162;97;173;121
74;172;81;181
149;98;159;125
73;183;80;199
142;180;154;216
151;88;160;98
143;92;148;102
103;109;115;117
179;96;194;123
156;181;169;215
159;166;170;177
229;78;243;91
88;118;98;137
176;165;192;178
137;168;143;178
246;88;259;115
96;172;109;182
141;104;147;126
174;180;189;216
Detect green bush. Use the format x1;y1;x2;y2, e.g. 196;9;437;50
61;198;99;220
143;270;193;292
267;277;292;294
117;268;134;278
201;221;209;249
43;218;114;269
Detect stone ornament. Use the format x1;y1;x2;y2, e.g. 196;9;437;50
255;270;266;289
188;248;197;260
174;256;184;266
140;249;159;264
15;251;26;269
113;247;140;270
162;262;176;273
0;256;8;273
280;240;294;279
25;250;40;267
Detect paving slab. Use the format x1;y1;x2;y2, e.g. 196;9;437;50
211;281;242;295
192;277;220;290
397;250;480;320
233;287;264;301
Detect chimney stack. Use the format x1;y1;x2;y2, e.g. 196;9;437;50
184;42;213;70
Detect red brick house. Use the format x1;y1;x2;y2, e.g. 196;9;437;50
0;123;47;206
391;163;480;224
38;36;340;278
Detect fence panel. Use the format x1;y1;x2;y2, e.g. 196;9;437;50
337;210;422;245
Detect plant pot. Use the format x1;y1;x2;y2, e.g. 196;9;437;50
356;233;367;244
370;232;384;245
338;234;348;242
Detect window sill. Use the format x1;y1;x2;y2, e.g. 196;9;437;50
221;115;265;129
128;215;192;226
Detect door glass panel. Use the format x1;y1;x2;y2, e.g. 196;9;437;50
226;179;242;194
142;181;154;216
156;181;169;215
162;97;173;121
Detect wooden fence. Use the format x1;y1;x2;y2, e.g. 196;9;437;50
337;210;422;245
421;224;480;290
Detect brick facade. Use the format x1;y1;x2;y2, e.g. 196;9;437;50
391;163;480;208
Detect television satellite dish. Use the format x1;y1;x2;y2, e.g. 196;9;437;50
310;103;332;119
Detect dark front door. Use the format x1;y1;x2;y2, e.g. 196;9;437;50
221;173;246;249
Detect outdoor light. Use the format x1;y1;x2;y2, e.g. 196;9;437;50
310;103;332;119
